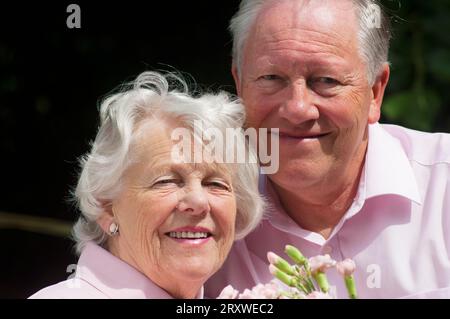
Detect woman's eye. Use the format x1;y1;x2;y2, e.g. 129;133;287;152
153;179;180;187
205;181;231;191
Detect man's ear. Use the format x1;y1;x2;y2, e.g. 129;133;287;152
96;202;115;234
231;63;242;97
368;63;390;124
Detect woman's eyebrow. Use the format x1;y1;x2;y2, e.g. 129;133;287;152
144;164;172;179
200;164;234;181
148;163;192;176
146;161;233;180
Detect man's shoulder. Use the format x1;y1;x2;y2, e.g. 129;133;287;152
380;123;450;166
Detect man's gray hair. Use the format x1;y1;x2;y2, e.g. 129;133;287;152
230;0;391;85
72;71;265;254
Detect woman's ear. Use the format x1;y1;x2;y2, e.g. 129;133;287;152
96;202;115;234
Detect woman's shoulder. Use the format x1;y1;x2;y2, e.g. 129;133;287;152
28;278;108;299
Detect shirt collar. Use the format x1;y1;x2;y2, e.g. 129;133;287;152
76;242;204;299
364;123;422;204
258;123;422;243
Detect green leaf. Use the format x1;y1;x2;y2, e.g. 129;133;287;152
428;50;450;81
382;89;441;131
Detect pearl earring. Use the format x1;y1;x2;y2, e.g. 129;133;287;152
109;222;119;236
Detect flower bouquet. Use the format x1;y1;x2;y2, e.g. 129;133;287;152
218;244;357;299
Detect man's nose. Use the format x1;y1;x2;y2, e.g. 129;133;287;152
177;184;210;216
279;81;319;125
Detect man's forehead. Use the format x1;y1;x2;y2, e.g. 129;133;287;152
256;0;358;38
246;0;359;62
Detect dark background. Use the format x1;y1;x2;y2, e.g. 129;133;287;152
1;1;449;298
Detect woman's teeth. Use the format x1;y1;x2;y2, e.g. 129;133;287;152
168;231;209;239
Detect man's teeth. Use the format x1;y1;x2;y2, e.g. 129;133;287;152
169;231;209;239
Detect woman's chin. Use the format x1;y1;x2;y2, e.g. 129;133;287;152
172;256;218;282
160;237;224;282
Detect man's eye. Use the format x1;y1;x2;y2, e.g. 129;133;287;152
310;77;340;86
256;74;286;91
308;77;341;95
259;74;282;81
317;77;339;84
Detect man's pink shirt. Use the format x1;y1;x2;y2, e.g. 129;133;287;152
206;123;450;299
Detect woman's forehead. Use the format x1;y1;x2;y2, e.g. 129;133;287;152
148;161;235;178
131;117;238;177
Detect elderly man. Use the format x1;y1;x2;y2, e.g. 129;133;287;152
206;0;450;298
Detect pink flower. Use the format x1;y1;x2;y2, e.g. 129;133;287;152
217;285;239;299
267;252;279;265
255;281;281;299
237;288;255;299
238;281;282;299
308;254;336;274
306;291;334;299
218;280;283;299
336;258;356;276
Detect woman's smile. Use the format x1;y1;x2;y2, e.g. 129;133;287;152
165;226;214;246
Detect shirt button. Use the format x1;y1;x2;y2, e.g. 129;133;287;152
323;245;333;254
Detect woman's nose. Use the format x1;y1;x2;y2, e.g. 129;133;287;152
177;185;210;216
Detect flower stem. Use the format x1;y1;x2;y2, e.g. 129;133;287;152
345;275;358;299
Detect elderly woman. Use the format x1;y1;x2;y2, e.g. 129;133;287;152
29;71;264;299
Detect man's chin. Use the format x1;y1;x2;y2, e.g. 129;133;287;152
269;164;329;189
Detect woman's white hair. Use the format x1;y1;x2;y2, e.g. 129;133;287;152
72;71;265;254
230;0;391;85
